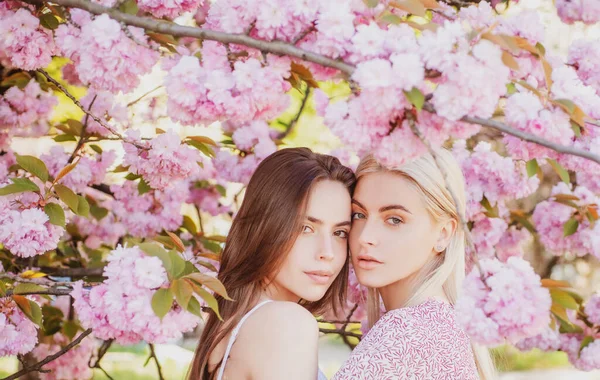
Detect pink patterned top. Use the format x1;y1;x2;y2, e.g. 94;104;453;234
333;298;479;380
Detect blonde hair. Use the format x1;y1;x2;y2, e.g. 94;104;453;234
358;150;496;380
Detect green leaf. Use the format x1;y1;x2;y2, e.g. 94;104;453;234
16;155;49;182
563;217;579;237
404;87;425;111
550;288;579;310
185;140;215;158
125;173;141;180
54;134;77;142
506;82;517;95
40;13;60;30
29;300;43;327
76;195;90;217
90;204;109;221
42;305;64;335
364;0;379;7
195;286;222;320
186;297;202;317
182;215;198;235
54;184;79;213
139;243;172;277
535;42;546;56
0;178;40;195
185;273;232;300
580;336;595;354
196;260;218;273
168;250;186;279
0;280;6;297
526;159;539;178
13;283;46;295
151;288;173;320
66;119;83;136
1;72;32;89
215;184;226;197
554;98;576;114
180;261;200;277
172;279;193;309
44;203;66;227
62;320;79;340
138;178;152;194
571;121;582;138
118;0;138;15
548;159;570;184
90;144;103;154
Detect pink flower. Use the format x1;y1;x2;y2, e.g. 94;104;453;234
456;257;551;346
55;13;159;94
123;130;201;191
32;333;97;380
0;297;39;357
470;215;508;260
0;203;64;258
584;293;600;326
137;0;203;19
568;39;600;96
0;8;56;70
515;325;561;352
41;146;115;193
0;81;56;137
556;0;600;25
71;245;200;344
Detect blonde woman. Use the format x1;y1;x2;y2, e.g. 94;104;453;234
333;150;495;379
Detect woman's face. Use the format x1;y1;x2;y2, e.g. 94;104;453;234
349;171;446;289
269;180;351;302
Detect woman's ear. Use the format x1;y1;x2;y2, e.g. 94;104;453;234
434;218;457;253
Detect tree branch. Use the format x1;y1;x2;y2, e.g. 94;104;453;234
37;267;105;277
2;328;93;380
5;288;74;296
277;87;311;140
147;344;165;380
24;0;600;168
36;69;145;149
26;0;355;74
0;273;97;287
318;328;362;339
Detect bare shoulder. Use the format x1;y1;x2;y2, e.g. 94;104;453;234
242;301;318;342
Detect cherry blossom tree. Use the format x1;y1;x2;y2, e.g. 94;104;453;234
1;0;600;378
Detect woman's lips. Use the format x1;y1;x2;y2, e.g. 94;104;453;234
304;270;333;284
355;254;383;270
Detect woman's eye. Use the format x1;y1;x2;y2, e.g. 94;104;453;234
302;225;314;233
386;217;403;226
334;230;348;239
352;212;366;220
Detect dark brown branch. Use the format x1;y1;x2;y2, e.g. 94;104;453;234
2;328;93;380
67;94;97;164
88;339;114;380
318;328;362;339
148;344;165;380
5;288;73;296
38;267;105;277
36;69;145;148
25;0;355;74
277;87;311;140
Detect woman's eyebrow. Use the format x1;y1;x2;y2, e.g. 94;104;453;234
306;216;351;227
352;199;411;214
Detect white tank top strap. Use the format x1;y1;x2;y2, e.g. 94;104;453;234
216;299;273;380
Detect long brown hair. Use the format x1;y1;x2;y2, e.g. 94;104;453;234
188;147;356;380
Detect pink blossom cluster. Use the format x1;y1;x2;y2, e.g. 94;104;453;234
559;334;600;371
138;0;204;19
453;140;539;219
79;90;128;137
551;65;600;120
503;92;574;161
584;293;600;325
0;297;39;357
74;212;125;249
230;120;277;158
123;130;201;190
213;149;263;185
568;39;600;96
0;7;56;70
31;333;97;380
496;227;531;262
515;325;561;352
165;47;290;126
41;146;116;193
532;182;600;258
107;180;188;238
456;257;551;346
0;197;64;258
188;187;230;216
0;81;57;137
71;245;200;344
470;215;508;260
556;0;600;25
55;11;159;94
